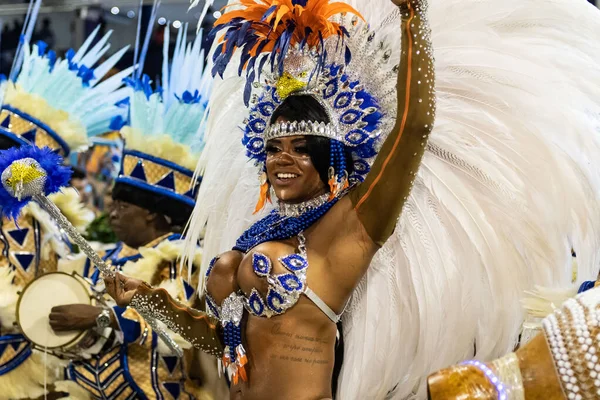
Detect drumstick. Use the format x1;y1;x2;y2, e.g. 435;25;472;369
0;146;184;358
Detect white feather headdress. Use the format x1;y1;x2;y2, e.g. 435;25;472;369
114;26;212;226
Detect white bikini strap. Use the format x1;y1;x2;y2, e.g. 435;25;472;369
304;287;342;324
298;232;343;324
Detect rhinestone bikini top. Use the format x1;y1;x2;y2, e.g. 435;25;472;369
205;232;341;323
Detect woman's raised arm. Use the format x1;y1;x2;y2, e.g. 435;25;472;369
350;0;435;246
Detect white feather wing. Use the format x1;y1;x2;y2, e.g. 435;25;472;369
340;1;600;399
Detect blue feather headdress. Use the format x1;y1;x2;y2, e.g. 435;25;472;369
0;26;133;156
113;26;212;225
207;0;398;193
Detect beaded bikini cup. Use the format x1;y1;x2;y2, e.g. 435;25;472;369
211;0;399;191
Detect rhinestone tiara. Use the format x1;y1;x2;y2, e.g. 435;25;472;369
236;13;398;184
264;121;339;142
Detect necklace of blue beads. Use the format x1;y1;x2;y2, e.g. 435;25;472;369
233;192;343;253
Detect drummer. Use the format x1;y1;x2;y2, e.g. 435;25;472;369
0;28;130;400
52;28;227;400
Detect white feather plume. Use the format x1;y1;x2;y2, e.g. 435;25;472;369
6;26;132;150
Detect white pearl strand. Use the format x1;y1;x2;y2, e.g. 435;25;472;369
543;289;600;400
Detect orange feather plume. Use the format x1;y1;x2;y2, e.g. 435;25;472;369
212;0;364;77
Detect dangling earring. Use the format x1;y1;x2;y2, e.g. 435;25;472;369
254;172;271;214
329;140;350;200
328;166;337;201
341;170;349;190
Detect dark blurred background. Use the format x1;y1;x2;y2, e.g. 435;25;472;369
0;0;227;234
0;0;228;79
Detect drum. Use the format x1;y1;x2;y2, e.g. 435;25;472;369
16;272;108;358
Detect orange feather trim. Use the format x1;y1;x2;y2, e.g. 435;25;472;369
214;0;364;71
254;180;272;214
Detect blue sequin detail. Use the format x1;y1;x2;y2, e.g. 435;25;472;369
277;274;303;292
353;159;371;174
340;109;363;125
247;289;265;316
266;289;285;314
244;248;310;318
258;101;275;117
345;129;370;146
247;137;265;155
249;119;267;133
279;254;308;272
334;92;353;109
323;78;339;99
252;253;272;277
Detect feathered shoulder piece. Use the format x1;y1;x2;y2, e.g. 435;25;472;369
211;0;363;101
1;26;132;156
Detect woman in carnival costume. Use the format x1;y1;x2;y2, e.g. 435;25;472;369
107;0;600;399
55;27;227;400
108;0;434;398
0;24;131;399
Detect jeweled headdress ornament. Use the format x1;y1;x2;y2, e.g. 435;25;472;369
0;26;132;156
113;27;212;226
210;0;399;209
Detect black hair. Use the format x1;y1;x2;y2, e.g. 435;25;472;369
269;95;354;184
112;181;192;228
270;95;329;124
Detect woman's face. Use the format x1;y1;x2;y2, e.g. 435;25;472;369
265;134;327;204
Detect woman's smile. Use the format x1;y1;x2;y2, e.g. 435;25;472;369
274;171;301;186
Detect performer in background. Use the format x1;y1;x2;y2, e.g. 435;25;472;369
108;0;600;398
0;25;130;399
52;28;226;400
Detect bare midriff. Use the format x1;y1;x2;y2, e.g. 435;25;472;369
230;303;337;400
212;222;357;400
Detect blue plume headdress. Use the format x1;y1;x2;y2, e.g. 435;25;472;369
0;26;133;156
114;25;212;225
207;0;399;188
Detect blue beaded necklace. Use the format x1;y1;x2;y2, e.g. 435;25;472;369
234;139;351;253
233;196;341;252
